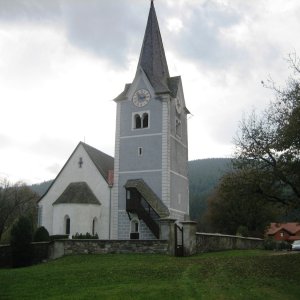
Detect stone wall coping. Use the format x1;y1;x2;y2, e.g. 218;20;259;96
32;241;51;245
159;218;177;222
181;221;197;225
54;239;168;243
196;232;263;241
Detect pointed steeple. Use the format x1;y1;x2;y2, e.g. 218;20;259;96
137;1;170;94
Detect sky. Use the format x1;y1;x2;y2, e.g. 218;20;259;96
1;0;300;184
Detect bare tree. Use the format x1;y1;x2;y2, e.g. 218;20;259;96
234;56;300;207
0;179;38;242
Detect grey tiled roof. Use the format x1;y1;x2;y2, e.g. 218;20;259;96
114;2;189;106
53;182;100;205
137;1;170;94
38;142;114;203
125;179;169;218
113;83;131;102
168;76;181;98
81;142;114;184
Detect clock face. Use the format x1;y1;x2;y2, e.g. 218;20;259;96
132;89;151;107
175;97;182;114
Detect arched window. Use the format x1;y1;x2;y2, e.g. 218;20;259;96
135;114;141;129
92;217;98;236
65;215;70;235
142;113;148;128
130;219;139;239
133;111;150;129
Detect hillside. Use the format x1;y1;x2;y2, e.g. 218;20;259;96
31;158;232;221
30;180;53;197
188;158;232;221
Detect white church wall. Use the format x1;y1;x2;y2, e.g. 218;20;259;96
53;204;101;237
38;143;111;238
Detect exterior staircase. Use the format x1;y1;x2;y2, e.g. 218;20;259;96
125;179;170;238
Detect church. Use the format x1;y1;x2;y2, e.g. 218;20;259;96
38;1;190;240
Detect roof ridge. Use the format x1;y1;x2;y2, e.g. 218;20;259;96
80;142;114;184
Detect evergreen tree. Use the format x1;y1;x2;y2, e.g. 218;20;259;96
10;216;33;267
33;226;50;242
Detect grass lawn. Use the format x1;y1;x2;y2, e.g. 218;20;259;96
0;250;300;299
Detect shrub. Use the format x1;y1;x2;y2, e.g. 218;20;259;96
263;238;292;251
33;227;50;242
10;216;33;267
72;232;99;239
49;235;69;241
277;240;292;251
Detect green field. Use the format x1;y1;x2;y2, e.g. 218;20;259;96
1;250;300;299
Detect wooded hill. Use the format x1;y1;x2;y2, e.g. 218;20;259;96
31;158;232;223
188;158;232;221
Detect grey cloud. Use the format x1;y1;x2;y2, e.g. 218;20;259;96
0;0;283;75
0;0;61;23
46;163;61;175
0;0;149;68
170;1;246;69
60;0;146;67
29;136;75;160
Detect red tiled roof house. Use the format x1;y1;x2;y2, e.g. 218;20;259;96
266;223;300;241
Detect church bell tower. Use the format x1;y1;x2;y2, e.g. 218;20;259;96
111;1;189;239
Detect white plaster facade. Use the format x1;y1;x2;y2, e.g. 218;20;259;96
38;143;113;239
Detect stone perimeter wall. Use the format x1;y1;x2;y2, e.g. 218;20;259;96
0;242;49;267
0;230;265;267
196;232;263;253
50;239;169;260
0;240;168;267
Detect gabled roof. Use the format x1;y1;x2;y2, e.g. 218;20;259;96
137;0;170;94
266;222;300;235
113;83;131;102
53;182;100;205
38;142;114;202
81;142;114;183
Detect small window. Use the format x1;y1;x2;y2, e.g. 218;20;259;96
134;222;139;232
176;118;182;137
78;157;83;168
138;147;143;156
92;217;98;236
131;219;139;233
130;219;140;239
135;114;142;129
65;216;70;235
142;113;148;128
